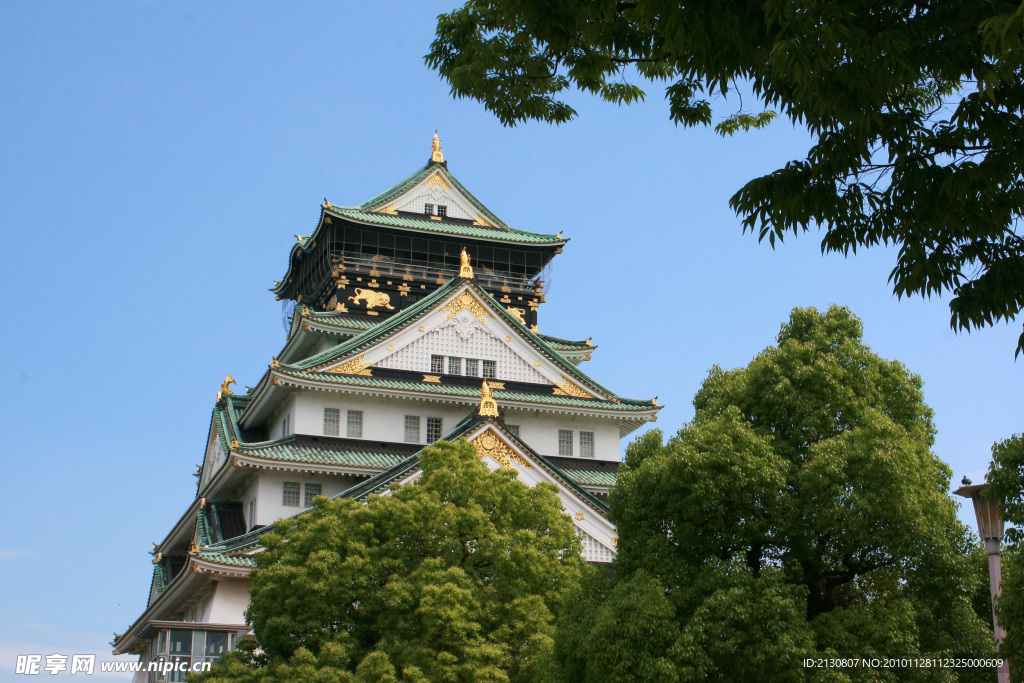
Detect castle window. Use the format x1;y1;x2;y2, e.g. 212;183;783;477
427;417;443;443
424;203;434;215
431;354;445;374
248;500;255;528
304;483;322;507
465;359;479;376
347;410;363;438
323;408;340;436
282;482;301;507
482;360;496;379
506;424;520;437
558;430;573;457
437;205;447;217
281;413;291;437
447;357;462;375
405;415;421;443
579;431;595;458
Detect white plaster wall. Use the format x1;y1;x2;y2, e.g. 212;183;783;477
286;390;622;461
205;579;250;624
268;395;297;440
252;470;360;527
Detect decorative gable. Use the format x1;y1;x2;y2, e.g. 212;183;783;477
380;169;492;226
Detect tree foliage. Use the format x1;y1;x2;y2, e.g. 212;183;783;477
193;439;584;683
426;1;1024;354
557;306;994;681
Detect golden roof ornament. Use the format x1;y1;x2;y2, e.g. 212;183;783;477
218;374;236;400
459;247;474;278
479;379;499;417
431;130;444;163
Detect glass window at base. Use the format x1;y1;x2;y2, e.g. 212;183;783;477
148;629;236;682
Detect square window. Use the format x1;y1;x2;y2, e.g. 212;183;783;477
579;431;595;458
405;415;421;443
323;408;340;436
304;483;322;507
465;358;479;376
424;203;434;215
437;205;447;217
482;360;496;379
347;410;363;438
430;354;445;374
558;429;573;457
427;417;443;443
282;482;301;506
506;424;520;437
447;357;462;375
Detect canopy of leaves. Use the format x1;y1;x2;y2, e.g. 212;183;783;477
555;306;994;681
193;439;584;683
427;1;1024;354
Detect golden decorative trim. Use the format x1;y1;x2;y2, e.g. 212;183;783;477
506;306;526;324
473;216;492;227
585;337;593;347
430;215;442;221
336;276;350;288
271;359;280;368
367;310;379;316
528;300;540;311
505;336;511;342
323;198;331;208
459;247;474;278
387;345;394;351
575;511;584;521
426;172;450;191
611;537;618;548
478;379;500;417
441;290;492;323
419;326;426;332
472;427;531;470
534;360;541;366
488;381;505;389
367;279;379;288
271;378;279;386
552;375;591;398
423;374;441;384
189;542;199;555
230;439;239;450
431;130;444;163
398;284;411;296
378;204;398;215
530;324;539;333
303;324;311;332
335;303;348;312
325;355;373;376
499;295;511;304
556;231;563;239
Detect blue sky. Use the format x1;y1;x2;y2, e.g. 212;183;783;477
0;2;1019;679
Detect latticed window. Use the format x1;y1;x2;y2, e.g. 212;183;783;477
447;357;462;375
304;483;322;507
282;482;300;507
424;203;434;215
465;358;479;376
323;408;340;436
506;424;519;437
281;413;291;437
558;430;573;457
437;205;447;217
427;417;443;443
347;410;363;438
579;431;595;458
405;415;421;443
430;355;445;374
482;360;496;379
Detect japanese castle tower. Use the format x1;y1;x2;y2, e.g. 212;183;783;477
113;135;661;678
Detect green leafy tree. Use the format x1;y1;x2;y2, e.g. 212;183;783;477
986;434;1024;672
426;2;1024;353
192;439;584;683
557;306;993;681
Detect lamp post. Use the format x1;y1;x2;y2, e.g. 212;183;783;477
955;481;1010;683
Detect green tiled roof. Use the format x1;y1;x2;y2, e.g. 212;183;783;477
538;334;592;351
328;207;562;244
559;467;617;487
282;370;654;411
238;435;414;469
271;278;655;410
307;311;384;331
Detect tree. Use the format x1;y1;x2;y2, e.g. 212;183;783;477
556;306;994;680
426;2;1024;354
192;439;584;683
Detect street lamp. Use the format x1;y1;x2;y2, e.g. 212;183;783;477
955;481;1009;683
